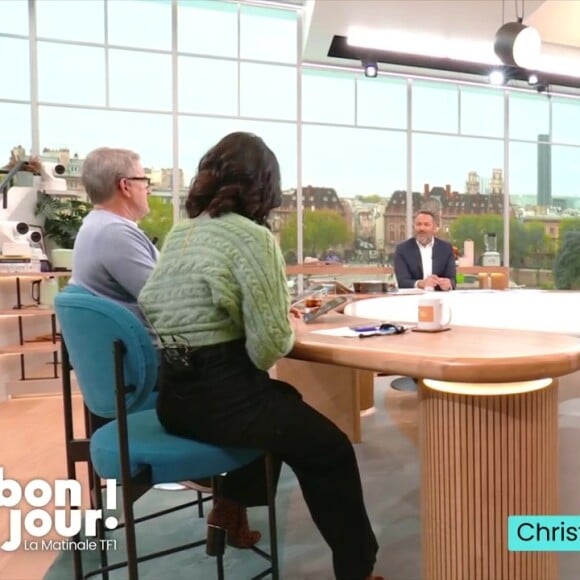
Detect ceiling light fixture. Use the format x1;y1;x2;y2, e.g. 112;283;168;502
361;56;378;78
347;27;499;65
526;72;548;93
527;72;539;85
488;70;506;86
330;0;578;91
494;20;541;68
494;0;541;69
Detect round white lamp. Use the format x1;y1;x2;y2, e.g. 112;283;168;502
494;21;541;69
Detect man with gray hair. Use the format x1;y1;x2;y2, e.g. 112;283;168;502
70;147;158;324
69;148;196;492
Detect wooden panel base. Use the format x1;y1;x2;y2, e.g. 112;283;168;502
276;358;362;442
419;379;559;580
357;370;375;412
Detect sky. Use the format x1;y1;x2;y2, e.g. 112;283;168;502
1;0;580;200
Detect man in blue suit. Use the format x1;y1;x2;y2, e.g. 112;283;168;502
394;210;456;291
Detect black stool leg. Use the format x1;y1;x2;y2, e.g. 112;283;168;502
265;453;279;580
206;476;226;578
197;490;204;518
206;524;226;557
61;342;84;580
89;470;109;580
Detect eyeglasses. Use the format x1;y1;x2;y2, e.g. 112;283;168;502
124;176;152;187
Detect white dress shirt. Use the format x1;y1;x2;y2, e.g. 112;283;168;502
415;239;434;287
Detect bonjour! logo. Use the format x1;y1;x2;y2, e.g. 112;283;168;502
1;467;119;552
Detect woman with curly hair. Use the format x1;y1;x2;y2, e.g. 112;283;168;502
139;132;382;580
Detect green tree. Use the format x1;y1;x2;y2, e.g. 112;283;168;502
448;214;503;260
138;195;173;248
553;230;580;289
280;210;352;258
449;215;551;267
509;219;530;267
355;194;382;203
559;217;580;247
518;221;552;268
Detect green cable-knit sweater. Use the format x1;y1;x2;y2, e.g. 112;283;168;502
138;213;294;370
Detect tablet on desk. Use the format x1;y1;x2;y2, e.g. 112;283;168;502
302;296;349;324
291;285;327;307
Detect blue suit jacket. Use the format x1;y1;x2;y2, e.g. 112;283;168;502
394;237;457;289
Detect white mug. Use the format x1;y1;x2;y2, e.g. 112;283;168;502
417;295;452;331
31;277;60;309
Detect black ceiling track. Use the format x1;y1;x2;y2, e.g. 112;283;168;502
327;34;580;91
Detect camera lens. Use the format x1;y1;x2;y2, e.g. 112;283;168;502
54;164;66;175
30;231;42;243
15;222;29;235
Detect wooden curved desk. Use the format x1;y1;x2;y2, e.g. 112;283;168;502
276;313;580;580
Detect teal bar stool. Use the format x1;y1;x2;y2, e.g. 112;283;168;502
55;288;278;580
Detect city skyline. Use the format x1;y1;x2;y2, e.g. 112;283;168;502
24;145;579;209
2;0;580;202
4;108;580;201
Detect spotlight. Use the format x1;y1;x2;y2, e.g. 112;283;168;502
488;70;505;86
526;72;547;92
361;57;378;78
494;20;541;69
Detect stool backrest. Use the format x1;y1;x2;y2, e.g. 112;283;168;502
55;286;158;418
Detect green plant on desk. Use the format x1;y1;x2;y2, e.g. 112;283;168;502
35;192;91;249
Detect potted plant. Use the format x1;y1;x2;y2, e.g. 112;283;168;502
34;192;91;270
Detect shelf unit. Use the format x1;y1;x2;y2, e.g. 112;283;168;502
0;272;70;389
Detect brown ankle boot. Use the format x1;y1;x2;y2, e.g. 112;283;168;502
207;497;261;549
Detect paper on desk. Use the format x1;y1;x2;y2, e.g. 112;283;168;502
310;326;360;338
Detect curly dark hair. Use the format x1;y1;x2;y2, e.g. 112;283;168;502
185;132;282;226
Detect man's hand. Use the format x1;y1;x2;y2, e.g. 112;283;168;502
419;275;439;289
435;277;453;291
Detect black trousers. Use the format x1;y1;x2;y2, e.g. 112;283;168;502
157;339;378;580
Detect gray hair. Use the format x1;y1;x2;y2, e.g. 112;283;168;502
82;147;141;204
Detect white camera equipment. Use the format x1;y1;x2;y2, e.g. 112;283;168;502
0;221;32;257
39;162;67;194
14;222;29;236
17;222;43;246
0;221;45;254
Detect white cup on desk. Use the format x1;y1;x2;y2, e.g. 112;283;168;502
31;277;59;309
417;295;452;331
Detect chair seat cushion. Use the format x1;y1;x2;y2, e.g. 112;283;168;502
90;409;263;484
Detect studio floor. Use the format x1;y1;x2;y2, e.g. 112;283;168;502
2;372;580;579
